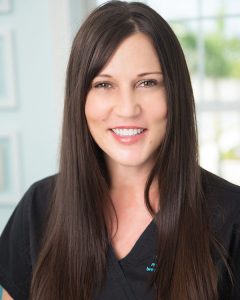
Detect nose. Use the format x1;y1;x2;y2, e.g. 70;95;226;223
114;88;141;118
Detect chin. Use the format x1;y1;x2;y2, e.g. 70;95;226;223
111;156;155;169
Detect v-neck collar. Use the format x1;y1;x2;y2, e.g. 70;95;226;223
108;245;138;300
110;218;157;265
94;220;157;299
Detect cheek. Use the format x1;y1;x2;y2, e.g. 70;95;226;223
85;93;112;123
147;100;168;147
85;96;110;124
143;88;168;121
147;99;168;124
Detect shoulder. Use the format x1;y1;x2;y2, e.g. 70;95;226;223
201;170;240;296
2;174;58;263
23;174;58;213
201;167;240;232
201;167;240;196
25;173;57;202
20;174;58;251
10;174;58;231
0;174;58;299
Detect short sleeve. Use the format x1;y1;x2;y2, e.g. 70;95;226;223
0;185;35;300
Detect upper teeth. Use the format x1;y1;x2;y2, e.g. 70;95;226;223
112;128;144;136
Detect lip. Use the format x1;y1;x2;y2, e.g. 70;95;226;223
109;127;147;145
110;126;146;129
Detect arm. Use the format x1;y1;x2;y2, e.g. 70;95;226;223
2;289;13;300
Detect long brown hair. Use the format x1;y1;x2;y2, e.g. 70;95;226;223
30;1;232;299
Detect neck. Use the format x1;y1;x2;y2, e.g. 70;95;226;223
108;162;160;213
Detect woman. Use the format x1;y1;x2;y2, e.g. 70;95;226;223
0;1;240;299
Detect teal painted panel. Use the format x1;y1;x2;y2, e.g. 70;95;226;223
0;137;12;193
0;36;7;98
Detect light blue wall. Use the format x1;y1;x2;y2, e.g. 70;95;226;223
0;0;59;232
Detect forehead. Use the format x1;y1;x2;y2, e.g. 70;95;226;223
98;32;162;75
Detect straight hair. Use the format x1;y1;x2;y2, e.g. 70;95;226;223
30;1;232;299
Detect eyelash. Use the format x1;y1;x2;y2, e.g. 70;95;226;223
93;82;112;89
139;79;158;87
93;79;159;89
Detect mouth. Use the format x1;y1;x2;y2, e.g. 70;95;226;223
110;128;146;137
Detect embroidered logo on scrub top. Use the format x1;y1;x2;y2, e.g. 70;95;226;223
146;262;156;272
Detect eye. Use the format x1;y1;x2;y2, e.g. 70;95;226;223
93;82;112;89
138;79;158;87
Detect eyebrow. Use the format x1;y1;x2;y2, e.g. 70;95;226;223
95;71;163;78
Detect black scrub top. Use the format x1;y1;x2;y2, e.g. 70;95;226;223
0;169;240;300
95;219;157;300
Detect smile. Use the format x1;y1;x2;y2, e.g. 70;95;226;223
111;128;145;136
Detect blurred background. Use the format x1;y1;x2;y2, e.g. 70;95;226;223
0;0;239;235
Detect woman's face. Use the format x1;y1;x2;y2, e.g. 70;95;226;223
85;32;167;171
